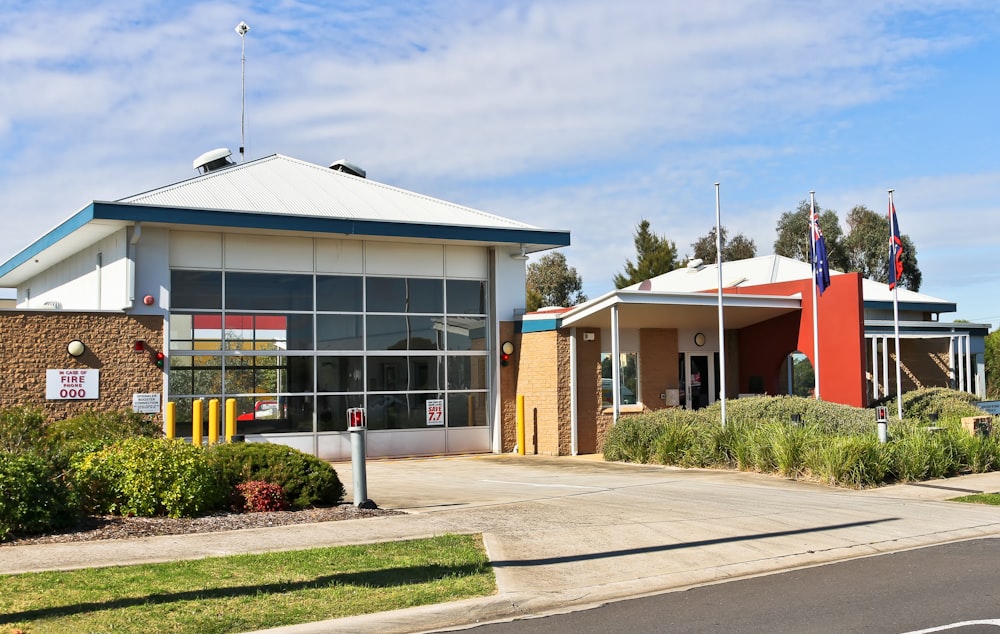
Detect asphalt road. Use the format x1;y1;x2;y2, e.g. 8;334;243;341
452;537;1000;634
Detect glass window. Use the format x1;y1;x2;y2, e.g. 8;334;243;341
409;356;443;391
448;392;488;427
225;272;313;311
317;314;363;350
447;280;486;315
447;356;486;390
601;352;639;407
367;277;406;312
407;278;443;313
317;394;364;431
365;393;443;430
316;275;363;312
367;356;408;391
317;356;364;392
170;313;223;350
171;270;221;309
444;316;486;351
408;316;443;350
366;315;408;350
223;313;314;350
232;396;312;434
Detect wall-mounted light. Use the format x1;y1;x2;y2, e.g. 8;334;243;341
501;341;515;366
510;244;529;260
694;332;706;347
67;340;85;357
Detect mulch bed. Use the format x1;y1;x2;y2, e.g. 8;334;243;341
2;505;403;547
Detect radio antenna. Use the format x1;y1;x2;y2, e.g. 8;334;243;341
235;21;250;161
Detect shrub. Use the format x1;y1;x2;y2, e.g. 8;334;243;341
47;410;162;467
0;452;78;541
804;436;889;488
74;437;224;518
652;422;695;465
235;480;290;512
208;442;344;508
603;416;668;463
0;406;48;454
898;387;986;424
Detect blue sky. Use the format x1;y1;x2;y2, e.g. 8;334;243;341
2;1;999;329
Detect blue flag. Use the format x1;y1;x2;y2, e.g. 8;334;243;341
812;207;831;295
888;200;904;290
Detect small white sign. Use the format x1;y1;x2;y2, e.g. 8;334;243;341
426;399;445;426
132;393;162;414
46;369;99;400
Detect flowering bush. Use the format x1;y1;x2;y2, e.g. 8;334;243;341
235;480;289;512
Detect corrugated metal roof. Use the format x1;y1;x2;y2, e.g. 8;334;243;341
625;254;954;309
120;154;537;230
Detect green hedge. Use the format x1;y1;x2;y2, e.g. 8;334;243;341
73;437;225;518
0;451;79;541
208;442;344;508
603;389;1000;489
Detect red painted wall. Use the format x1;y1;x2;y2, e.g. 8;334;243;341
727;273;867;407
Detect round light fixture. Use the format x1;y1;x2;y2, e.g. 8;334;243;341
67;340;85;357
501;341;515;355
694;332;706;347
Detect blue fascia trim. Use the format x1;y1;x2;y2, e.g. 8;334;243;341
519;318;560;333
864;299;957;314
0;203;96;279
865;323;990;337
92;202;572;247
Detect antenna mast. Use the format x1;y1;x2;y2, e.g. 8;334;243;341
235;21;250;161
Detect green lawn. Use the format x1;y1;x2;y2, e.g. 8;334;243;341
950;492;1000;505
0;534;495;634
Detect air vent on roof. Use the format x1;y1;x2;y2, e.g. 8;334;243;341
687;258;704;270
193;148;235;174
329;159;366;178
43;301;63;310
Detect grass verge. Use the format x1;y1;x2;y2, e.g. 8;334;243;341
950;492;1000;505
0;534;495;634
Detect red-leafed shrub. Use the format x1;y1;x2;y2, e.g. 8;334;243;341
235;480;289;513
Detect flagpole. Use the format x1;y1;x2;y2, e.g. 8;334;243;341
889;189;904;420
810;191;821;400
715;183;727;427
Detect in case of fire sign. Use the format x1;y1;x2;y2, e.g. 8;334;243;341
46;369;100;400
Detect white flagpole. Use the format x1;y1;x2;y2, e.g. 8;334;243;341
715;183;727;427
890;189;904;420
810;191;821;400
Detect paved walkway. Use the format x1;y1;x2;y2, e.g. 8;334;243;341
5;455;1000;633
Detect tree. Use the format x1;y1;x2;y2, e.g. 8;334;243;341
985;330;1000;400
613;219;679;288
773;199;849;272
843;205;922;291
525;252;586;312
690;227;758;263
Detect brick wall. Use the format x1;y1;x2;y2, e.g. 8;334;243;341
0;311;164;422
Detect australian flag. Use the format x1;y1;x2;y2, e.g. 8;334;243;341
812;207;831;295
887;199;904;290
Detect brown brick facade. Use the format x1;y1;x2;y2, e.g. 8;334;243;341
0;311;164;422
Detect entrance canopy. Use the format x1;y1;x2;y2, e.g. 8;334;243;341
556;289;802;330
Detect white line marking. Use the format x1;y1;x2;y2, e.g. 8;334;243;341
903;619;1000;633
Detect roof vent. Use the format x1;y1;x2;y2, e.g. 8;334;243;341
687;258;704;270
43;301;63;310
193;148;235;174
329;159;366;178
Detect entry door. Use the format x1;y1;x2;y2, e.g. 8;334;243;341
680;353;714;410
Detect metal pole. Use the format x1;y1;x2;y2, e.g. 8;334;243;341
714;182;727;426
889;190;904;420
810;191;821;400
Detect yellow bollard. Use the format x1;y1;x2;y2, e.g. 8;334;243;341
192;398;203;446
208;399;220;445
516;395;525;456
165;402;176;439
225;398;236;442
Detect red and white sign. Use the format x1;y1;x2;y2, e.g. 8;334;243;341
46;369;99;400
426;399;445;426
